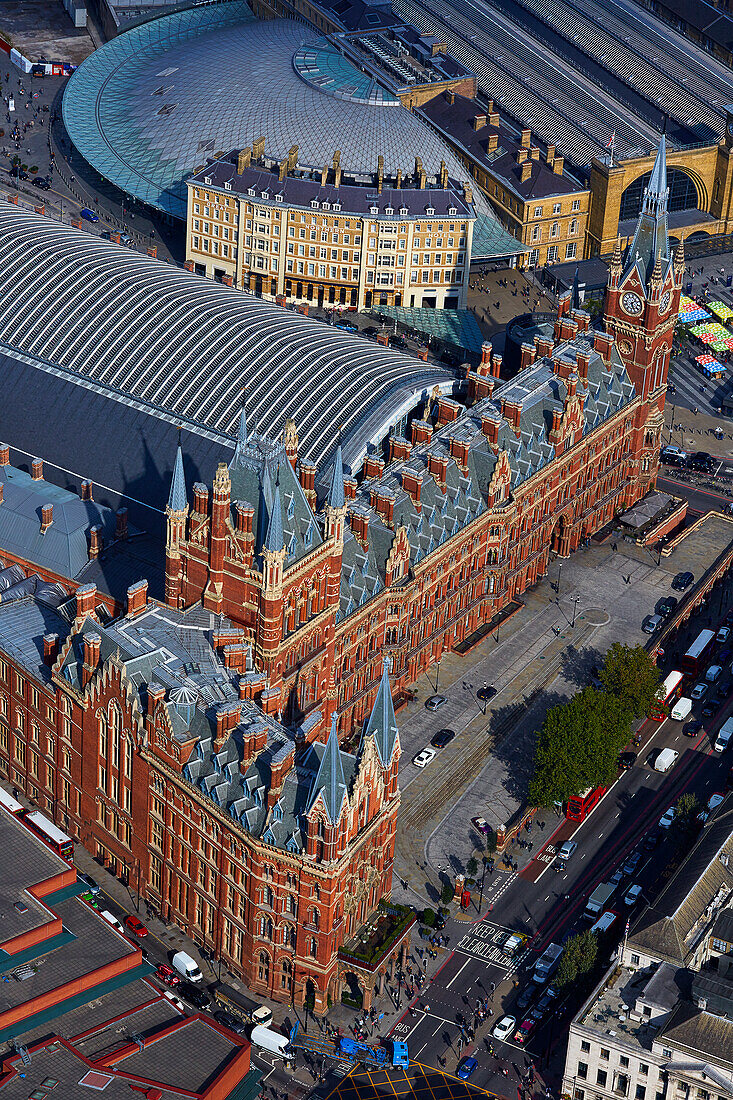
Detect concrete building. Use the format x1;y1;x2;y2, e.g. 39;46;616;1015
186;148;475;309
562;804;733;1100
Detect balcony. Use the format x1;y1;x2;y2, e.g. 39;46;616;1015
338;901;415;973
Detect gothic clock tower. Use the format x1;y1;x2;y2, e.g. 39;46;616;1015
603;136;684;495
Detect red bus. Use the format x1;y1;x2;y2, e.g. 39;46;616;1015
0;787;24;815
23;810;73;859
682;629;716;676
649;670;684;721
566;785;607;822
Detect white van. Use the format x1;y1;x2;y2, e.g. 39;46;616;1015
643;615;663;635
589;910;617;935
671;697;692;721
706;664;723;683
99;909;125;935
654;748;679;773
172;950;204;983
714;717;733;753
250;1025;292;1060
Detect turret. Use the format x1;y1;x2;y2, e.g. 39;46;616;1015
204;462;231;612
165;437;189;608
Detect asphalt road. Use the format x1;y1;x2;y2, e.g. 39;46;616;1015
657;474;733;516
386;612;733;1096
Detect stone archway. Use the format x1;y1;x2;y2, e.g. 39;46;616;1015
341;971;363;1009
551;513;571;557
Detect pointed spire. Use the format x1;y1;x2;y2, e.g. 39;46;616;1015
310;713;347;824
167;430;188;513
570;265;581;311
674;234;685;271
643;133;668;216
264;472;284;554
651;251;663;283
364;657;398;767
610;236;623;269
327;432;345;510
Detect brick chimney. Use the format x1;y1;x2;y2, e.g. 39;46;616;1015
0;483;4;506
80;480;93;501
520;343;536;370
488;133;499;154
593;331;614;360
349;507;370;549
521;161;532;184
567;372;578;399
521;128;531;147
32;458;43;480
388;435;412;463
410;420;433;446
147;682;166;716
40;503;53;534
193;483;209;514
472;114;487;130
343;476;357;500
553;155;564;176
546;144;555;163
559;316;578;342
481;414;500;451
501;399;522;434
449;436;470;468
536;335;554;358
116;508;128;540
43;633;59;667
235;501;254;535
215;700;241;750
375;489;396;526
437;397;461;425
478;341;493;376
428;451;449;483
126;579;148;618
260;687;280;716
0;444;9;466
402;467;423;511
576;348;590;381
517;147;528;165
89;525;102;559
82;632;101;689
75;583;97;618
364;455;385;480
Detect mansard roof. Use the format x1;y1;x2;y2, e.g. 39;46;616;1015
338;334;636;620
55;599;379;854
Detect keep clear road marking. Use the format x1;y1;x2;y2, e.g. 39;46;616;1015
446;957;471;989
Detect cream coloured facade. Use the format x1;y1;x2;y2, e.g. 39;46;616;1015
185;150;475;310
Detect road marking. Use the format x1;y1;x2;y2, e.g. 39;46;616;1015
416;1043;427;1057
432;1023;442;1036
446;958;471;989
544;895;550;901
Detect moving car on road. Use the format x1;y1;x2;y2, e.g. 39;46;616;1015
477;685;497;701
493;1015;516;1041
457;1057;478;1080
156;964;180;986
80;207;99;222
412;747;436;768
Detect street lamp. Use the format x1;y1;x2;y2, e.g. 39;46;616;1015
570;595;581;628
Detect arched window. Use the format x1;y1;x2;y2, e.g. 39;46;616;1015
109;702;122;770
620;168;698;220
310;937;318;958
285;895;296;914
281;958;293;989
258;951;270;983
262;885;274;908
311;908;320;929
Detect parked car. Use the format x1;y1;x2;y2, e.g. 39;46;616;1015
412;747;437;769
492;1016;515;1041
180;983;211;1010
457;1057;478;1080
691;682;708;700
78;872;100;896
697;792;725;822
425;694;447;711
516;986;535;1010
80;208;99;222
125;915;148;938
718;627;731;644
31;176;50;190
643;829;661;851
624;884;643;907
214;1010;247;1034
610;867;625;887
477;685;497;701
672;571;694;591
471;816;493;835
659;806;676;829
657;596;678;616
622;851;642;876
688;451;714;472
156;963;180;986
430;728;455;749
660;445;687;466
643;614;663;634
514;1018;538;1045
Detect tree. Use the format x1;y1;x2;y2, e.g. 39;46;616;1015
672;792;700;840
599;643;662;720
466;856;478;878
529;686;632;808
554;930;598;989
440;881;454;906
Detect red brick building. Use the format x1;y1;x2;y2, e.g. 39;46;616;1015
0;141;679;1015
164;139;681;739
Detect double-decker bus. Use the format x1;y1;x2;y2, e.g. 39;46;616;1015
682;629;716;676
23;810;73;859
0;786;24;815
649;670;684;721
566;785;607;822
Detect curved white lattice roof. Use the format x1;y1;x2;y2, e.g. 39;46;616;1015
0;204;456;471
60;1;520;257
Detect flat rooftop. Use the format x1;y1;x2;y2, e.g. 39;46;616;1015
112;1017;243;1093
0;2;95;66
660;512;733;580
0;809;69;950
576;963;682;1053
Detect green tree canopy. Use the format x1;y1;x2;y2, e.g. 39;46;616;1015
599;643;662;719
529;686;632;808
555;930;598;989
466;856;478;878
672;792;700;841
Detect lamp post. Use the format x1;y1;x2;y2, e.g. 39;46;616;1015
570;595;581;628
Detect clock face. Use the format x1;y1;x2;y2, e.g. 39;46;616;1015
622;292;643;316
659;291;671;314
618;338;633;356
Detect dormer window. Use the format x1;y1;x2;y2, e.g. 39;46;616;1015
224;180;232;191
426;206;435;215
247;188;255;197
261;191;269;200
311;199;319;208
385;205;394;215
448;205;457;215
333;202;341;211
204;176;212;185
322;202;330;210
370;205;379;214
275;193;283;202
399;206;408;215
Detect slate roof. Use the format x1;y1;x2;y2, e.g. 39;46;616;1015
661;1000;733;1071
55;602;399;853
167;443;188;514
624;137;673;284
629;809;733;966
0;583;71;684
338;335;635;619
0;461;118;581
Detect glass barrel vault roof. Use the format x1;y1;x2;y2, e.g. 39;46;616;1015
60;1;520;258
0;203;457;472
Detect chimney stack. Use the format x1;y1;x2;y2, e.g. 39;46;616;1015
40;503;53;533
89;525;102;559
116;508;128;540
32;458;43;480
82;632;101;688
0;444;9;466
81;480;93;501
75;583;97;618
126;579;148;618
43;633;59;667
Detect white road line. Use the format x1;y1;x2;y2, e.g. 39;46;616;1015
432;1023;442;1036
447;958;471;989
416;1043;427;1057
